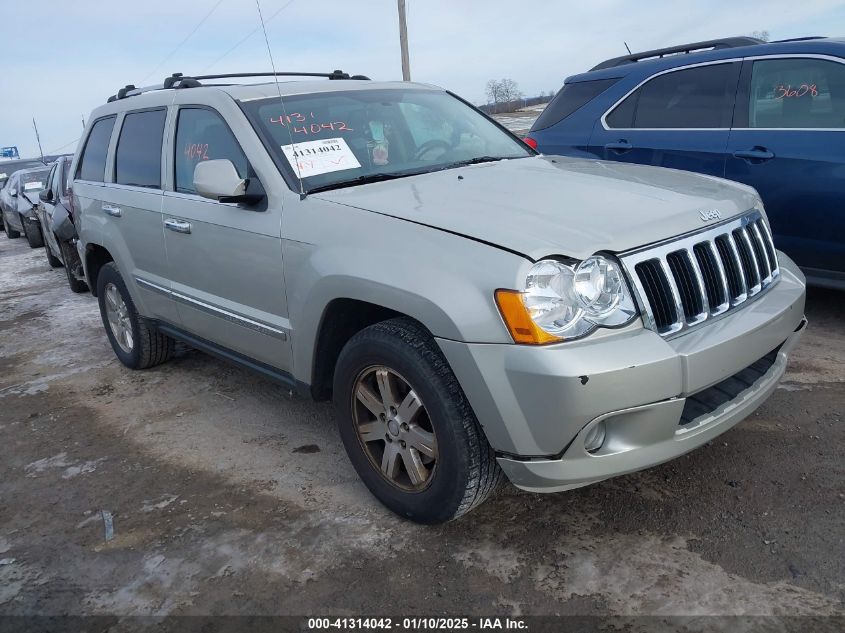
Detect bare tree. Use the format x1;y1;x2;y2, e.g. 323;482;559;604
750;30;771;42
485;78;523;104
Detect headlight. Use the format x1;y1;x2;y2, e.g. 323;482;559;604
496;255;638;344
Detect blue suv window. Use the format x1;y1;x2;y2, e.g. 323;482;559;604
531;78;620;131
747;58;845;129
606;63;739;129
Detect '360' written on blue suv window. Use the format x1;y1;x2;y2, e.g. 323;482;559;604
240;89;531;193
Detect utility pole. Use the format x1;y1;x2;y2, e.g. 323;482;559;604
32;118;45;163
397;0;411;81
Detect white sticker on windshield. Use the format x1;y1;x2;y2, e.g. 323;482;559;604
24;182;43;191
280;137;361;178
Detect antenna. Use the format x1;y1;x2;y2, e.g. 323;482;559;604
254;0;304;196
624;41;632;54
32;118;45;164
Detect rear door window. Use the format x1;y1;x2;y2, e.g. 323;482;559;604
77;116;116;182
532;78;620;131
607;63;739;128
747;58;845;128
115;109;167;188
174;107;248;194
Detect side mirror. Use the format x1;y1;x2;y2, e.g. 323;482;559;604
9;188;17;197
193;159;264;205
39;189;52;203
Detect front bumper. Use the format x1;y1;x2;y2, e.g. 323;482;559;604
437;254;806;492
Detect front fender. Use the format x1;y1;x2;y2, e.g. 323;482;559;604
283;199;529;384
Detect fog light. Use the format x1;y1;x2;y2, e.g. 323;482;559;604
583;421;606;453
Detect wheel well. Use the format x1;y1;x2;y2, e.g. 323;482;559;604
85;245;114;297
310;299;404;401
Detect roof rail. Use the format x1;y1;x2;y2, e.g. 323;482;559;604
771;35;827;43
590;37;765;71
107;70;370;103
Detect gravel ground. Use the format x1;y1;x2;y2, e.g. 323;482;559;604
0;234;843;625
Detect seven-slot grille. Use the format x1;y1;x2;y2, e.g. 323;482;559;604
621;211;779;337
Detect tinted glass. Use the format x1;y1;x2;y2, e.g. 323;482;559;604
532;78;620;131
748;58;845;128
78;116;115;181
45;163;58;197
241;89;530;192
607;63;737;128
115;110;166;188
174;108;248;194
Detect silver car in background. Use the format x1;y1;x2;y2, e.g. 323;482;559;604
1;166;51;247
72;72;806;523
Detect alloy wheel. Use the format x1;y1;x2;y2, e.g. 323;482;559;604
351;366;438;491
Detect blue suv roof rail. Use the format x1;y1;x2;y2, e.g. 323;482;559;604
590;37;765;71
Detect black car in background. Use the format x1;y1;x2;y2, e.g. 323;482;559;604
0;166;51;246
35;155;88;292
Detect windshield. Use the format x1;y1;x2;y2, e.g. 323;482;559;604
19;169;50;194
241;88;532;192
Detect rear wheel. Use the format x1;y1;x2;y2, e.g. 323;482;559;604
22;218;43;248
96;262;173;369
333;318;503;523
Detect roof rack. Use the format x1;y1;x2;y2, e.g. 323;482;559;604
771;35;826;43
107;70;370;103
590;37;765;71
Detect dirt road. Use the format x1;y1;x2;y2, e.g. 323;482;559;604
1;236;843;623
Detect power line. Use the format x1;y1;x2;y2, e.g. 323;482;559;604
140;0;227;84
201;0;296;73
47;137;81;155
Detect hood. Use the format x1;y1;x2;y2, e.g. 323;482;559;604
314;156;760;261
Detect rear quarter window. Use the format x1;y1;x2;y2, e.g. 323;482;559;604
77;117;116;182
531;78;621;131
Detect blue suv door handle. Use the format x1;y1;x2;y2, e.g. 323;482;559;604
733;147;775;162
605;140;633;154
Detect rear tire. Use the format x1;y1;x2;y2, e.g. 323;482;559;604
96;262;173;369
22;218;43;248
4;221;20;239
43;233;63;268
333;317;503;523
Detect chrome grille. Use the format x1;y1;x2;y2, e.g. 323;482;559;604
621;211;779;337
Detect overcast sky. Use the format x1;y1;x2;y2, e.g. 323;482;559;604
2;0;844;158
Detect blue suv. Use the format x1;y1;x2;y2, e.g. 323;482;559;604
526;36;845;289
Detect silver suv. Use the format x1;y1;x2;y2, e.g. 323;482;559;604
73;71;807;523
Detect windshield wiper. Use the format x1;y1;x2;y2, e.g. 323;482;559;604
306;170;423;195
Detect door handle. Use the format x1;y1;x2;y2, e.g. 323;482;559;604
164;218;192;234
102;204;122;217
604;140;633;154
733;147;775;162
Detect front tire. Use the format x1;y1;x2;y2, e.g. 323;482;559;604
4;219;20;239
22;218;44;248
96;262;173;369
333;318;503;523
43;232;63;268
59;242;89;293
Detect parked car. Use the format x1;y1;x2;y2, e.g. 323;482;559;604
74;71;806;523
35;155;88;292
525;36;845;290
0;157;47;229
0;166;52;246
